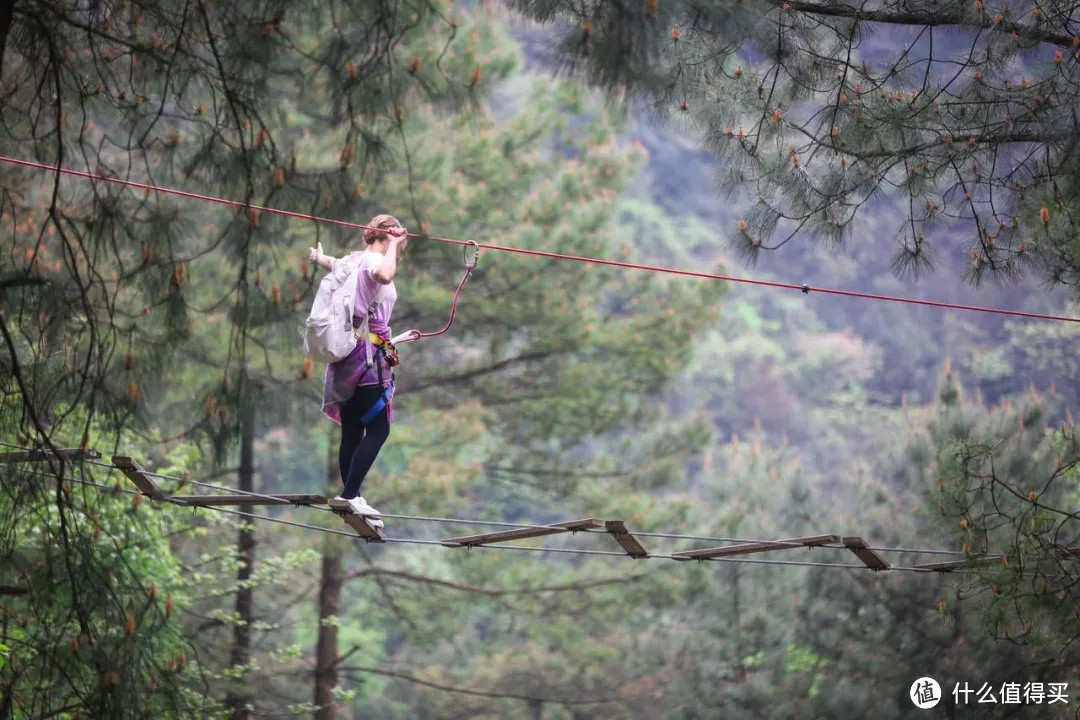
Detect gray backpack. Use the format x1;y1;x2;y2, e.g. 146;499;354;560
302;255;384;364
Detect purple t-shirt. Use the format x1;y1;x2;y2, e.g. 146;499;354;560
320;251;397;425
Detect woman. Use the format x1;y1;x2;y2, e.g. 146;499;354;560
309;214;408;527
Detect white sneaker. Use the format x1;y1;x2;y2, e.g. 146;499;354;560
332;495;385;528
348;496;384;528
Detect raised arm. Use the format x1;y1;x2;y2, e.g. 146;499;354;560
371;227;408;285
308;242;336;271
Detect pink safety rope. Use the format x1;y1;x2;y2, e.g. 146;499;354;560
3;155;1078;324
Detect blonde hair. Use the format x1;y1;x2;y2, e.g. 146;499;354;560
363;214;402;245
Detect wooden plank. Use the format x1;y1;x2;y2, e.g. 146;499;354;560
673;534;841;561
174;493;327;507
112;455;166;499
327;499;386;542
0;448;101;463
441;518;604;548
339;512;386;543
913;555;1004;572
842;537;890;570
605;520;649;558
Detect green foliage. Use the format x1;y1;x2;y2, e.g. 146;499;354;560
511;0;1080;298
3;1;1080;718
910;374;1080;668
7;2;729;714
0;434;204;717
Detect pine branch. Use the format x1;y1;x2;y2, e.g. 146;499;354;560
776;0;1078;48
407;349;562;391
336;663;619;705
817;131;1076;161
0;275;48;292
342;567;646;595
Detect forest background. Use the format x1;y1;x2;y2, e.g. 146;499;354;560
1;0;1078;718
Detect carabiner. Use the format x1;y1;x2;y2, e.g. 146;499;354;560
463;240;480;270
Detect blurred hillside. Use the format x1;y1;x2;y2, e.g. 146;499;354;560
513;13;1077;403
4;3;1077;717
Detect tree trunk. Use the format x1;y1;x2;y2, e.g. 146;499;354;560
314;550;343;719
314;439;343;720
225;393;256;720
730;563;746;683
0;0;13;82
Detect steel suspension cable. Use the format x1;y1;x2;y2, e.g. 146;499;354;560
88;455;961;556
51;473;974;573
0;443;979;559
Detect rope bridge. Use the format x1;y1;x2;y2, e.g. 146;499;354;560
2;444;1033;574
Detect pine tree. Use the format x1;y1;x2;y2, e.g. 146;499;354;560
0;3;530;716
510;0;1080;298
3;2;733;716
910;370;1080;670
1;0;488;449
0;420;207;717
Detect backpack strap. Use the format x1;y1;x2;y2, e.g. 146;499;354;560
357;282;388;368
358;348;394;425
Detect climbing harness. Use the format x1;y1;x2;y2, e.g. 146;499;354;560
354;285;389;369
349;338;395;427
358;377;395;426
391;241;480;346
355;330;400;367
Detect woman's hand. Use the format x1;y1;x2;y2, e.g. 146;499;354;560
388;227;408;260
309;242;335;270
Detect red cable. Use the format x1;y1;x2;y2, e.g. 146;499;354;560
3;155;1078;324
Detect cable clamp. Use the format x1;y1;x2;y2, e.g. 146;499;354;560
801;284;810;294
463;240;480;270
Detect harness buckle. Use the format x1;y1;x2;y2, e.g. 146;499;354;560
382;340;400;367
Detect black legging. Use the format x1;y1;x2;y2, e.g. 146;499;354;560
337;385;391;499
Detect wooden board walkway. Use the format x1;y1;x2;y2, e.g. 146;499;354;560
672;534;890;570
172;493;329;507
1;448;101;463
673;534;840;560
327;499;386;542
441;519;603;547
912;556;1005;572
17;446;1039;570
605;520;649;558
